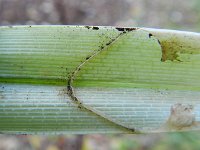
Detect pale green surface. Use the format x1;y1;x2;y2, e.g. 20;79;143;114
0;26;119;84
0;84;129;134
1;26;200;134
75;29;200;91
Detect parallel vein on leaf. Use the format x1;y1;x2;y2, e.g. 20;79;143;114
67;29;137;133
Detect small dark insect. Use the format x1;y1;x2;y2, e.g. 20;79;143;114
149;33;153;38
92;26;99;30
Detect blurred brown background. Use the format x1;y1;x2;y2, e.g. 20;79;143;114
1;0;200;31
1;0;200;150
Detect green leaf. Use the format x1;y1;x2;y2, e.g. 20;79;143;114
1;25;200;134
